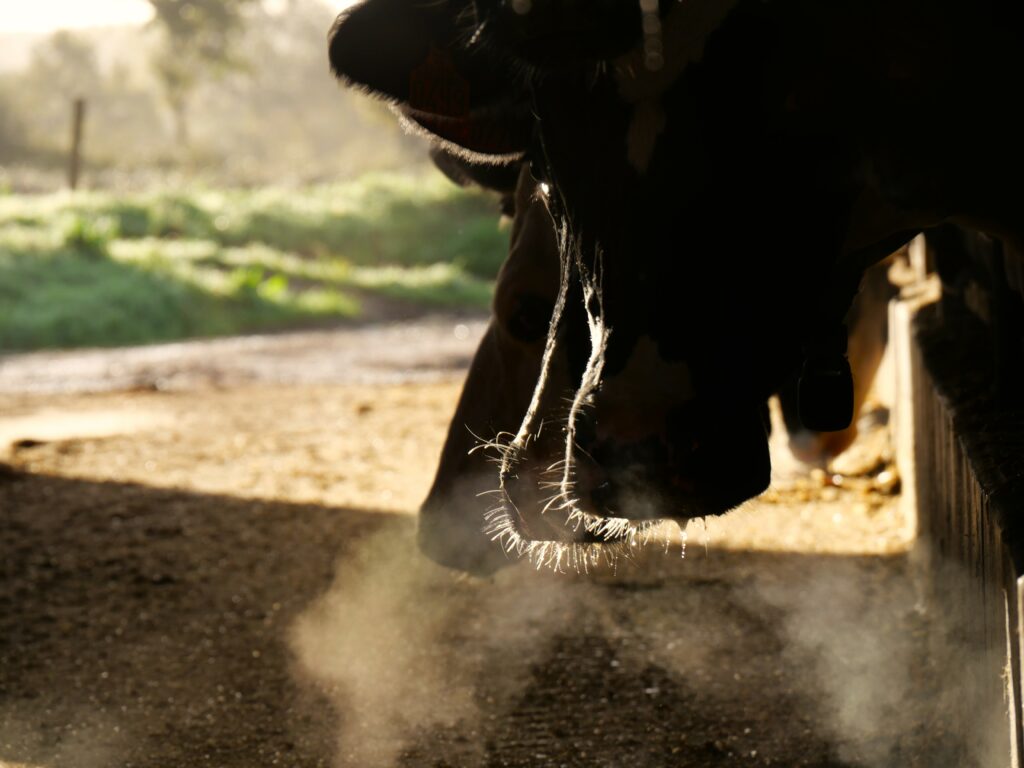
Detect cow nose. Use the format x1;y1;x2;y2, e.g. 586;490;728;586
570;401;771;519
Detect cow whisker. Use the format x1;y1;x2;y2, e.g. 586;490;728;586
483;489;668;574
467;427;516;456
475;488;506;498
482;241;677;573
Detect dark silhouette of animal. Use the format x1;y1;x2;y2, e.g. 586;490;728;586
330;0;1023;568
423;150;897;572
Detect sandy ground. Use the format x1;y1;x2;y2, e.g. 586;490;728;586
0;321;999;767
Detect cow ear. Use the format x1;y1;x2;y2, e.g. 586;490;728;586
329;0;531;159
329;0;442;105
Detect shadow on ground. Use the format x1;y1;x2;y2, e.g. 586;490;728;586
0;468;978;768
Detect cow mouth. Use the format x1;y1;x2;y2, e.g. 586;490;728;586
485;449;688;572
485;417;771;571
484;497;679;572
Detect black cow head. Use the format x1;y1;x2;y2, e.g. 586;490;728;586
330;0;1024;569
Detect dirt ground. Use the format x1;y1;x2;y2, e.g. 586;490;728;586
0;320;999;767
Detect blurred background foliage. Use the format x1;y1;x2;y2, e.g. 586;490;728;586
0;0;510;350
0;0;426;187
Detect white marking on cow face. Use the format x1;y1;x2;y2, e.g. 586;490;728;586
639;0;664;71
614;0;742;103
626;99;667;173
617;0;740;173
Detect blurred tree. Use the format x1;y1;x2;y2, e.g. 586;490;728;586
27;31;104;102
99;61;170;166
189;0;423;182
3;32;105;165
0;0;429;188
147;0;259;149
0;78;30;162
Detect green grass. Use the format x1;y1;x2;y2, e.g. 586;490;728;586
0;170;508;350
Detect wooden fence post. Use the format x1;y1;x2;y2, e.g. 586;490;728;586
68;97;86;191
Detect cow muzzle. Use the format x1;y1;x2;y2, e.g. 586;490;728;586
571;402;772;520
489;400;771;567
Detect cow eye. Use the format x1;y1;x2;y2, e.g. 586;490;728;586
505;294;554;342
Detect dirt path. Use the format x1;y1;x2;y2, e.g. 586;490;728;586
0;316;489;395
0;326;993;768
